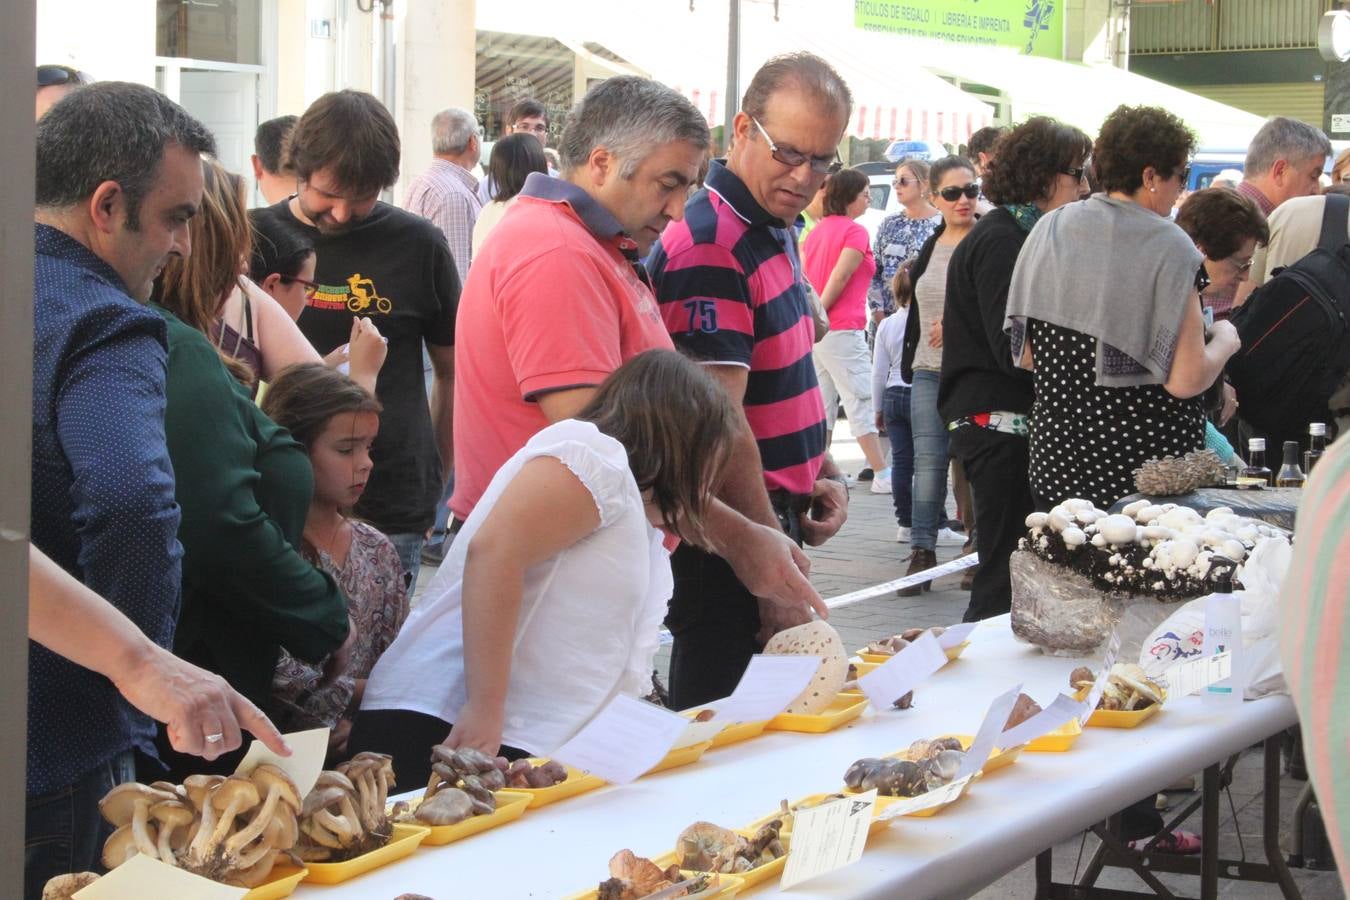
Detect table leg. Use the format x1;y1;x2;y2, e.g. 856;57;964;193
1201;763;1220;900
1036;848;1053;899
1264;736;1303;898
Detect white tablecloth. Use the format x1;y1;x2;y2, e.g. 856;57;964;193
293;615;1296;900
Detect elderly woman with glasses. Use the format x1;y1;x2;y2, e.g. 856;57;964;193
1006;105;1243;516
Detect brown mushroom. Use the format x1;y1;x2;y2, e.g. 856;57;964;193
204;775;261;851
149;798;195;864
99;783;176;859
102;824;141;870
224;765;300;856
413;787;474;826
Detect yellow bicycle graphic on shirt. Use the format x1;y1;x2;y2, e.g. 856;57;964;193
345;273;393;314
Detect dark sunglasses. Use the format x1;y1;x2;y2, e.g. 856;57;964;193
750;116;842;175
1063;166;1087;181
37;65;88;88
938;183;980;202
893;176;920;188
278;274;320;294
1172;165;1191;184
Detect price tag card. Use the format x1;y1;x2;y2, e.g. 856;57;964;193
235;727;329;797
857;631;946;711
1160;651;1233;698
1080;631;1122;719
75;852;246;899
999;693;1082;748
958;685;1024;779
713;654;821;725
551;694;688;785
780;790;876;888
937;621;977;650
874;774;975;821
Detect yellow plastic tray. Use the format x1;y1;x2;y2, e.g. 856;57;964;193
1073;686;1165;729
300;823;429;884
792;791;899;833
857;639;969;665
401;789;531;846
506;758;606;808
653;829;787;891
943;734;1023;774
647;740;713;774
1023;717;1084;752
679;710;770;749
768;693;867;733
564;870;747;900
243;865;307;900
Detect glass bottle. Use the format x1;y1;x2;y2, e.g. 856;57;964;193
1305;423;1327;475
1276;441;1306;488
1237;438;1272;489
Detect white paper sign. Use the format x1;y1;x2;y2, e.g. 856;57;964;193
999;693;1082;748
714;654;822;725
74;852;247;899
1080;631;1122;719
1161;651;1233;698
1203;593;1243;703
550;694;688;785
234;727;329;797
937;621;977;649
958;685;1024;779
674;712;729;750
858;631;946;710
780;790;877;888
874;774;975;821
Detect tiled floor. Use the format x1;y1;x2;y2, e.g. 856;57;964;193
415;420;1345;898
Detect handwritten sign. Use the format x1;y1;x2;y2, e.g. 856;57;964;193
780;791;877;888
857;631;946;710
1161;652;1233;698
874;774;975;821
1079;631;1122;720
713;654;821;725
958;685;1024;779
551;695;688;785
1000;693;1082;748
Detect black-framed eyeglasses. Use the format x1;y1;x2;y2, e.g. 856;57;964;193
37;65;89;88
937;183;980;202
749;116;842;175
1063;166;1087;181
279;274;320;295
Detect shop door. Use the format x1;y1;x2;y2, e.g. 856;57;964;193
179;70;259;194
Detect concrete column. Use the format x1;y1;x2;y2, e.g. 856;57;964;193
1;2;34;895
1065;0;1128;68
395;0;477;203
36;0;155;85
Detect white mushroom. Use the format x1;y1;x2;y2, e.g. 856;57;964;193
1091;533;1107;547
1098;514;1137;544
1122;499;1150;518
1062;526;1087;547
1047;509;1072;532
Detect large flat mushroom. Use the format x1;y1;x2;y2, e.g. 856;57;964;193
99;783;176;860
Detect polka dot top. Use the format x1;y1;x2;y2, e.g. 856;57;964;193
1028;319;1204;509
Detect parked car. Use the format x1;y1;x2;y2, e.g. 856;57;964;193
883;139;949;164
859;172;900;243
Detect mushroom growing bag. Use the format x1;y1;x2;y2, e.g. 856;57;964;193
1138;538;1292;699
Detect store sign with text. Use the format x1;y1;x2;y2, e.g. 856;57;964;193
855;0;1064;59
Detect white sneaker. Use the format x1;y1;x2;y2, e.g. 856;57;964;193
935;527;966;546
870;469;892;494
896;526;912;543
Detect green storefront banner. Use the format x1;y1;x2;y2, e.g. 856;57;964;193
854;0;1064;59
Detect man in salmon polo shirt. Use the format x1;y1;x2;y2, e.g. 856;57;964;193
649;53;853;708
451;75;826;629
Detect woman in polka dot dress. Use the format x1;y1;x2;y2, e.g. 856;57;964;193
1006;105;1242;513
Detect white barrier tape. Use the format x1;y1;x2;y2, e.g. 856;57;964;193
656;552;981;645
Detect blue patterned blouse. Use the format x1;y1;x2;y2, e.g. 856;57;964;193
867;211;942;314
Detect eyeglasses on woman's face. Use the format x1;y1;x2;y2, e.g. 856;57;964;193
937;183;980;202
1062;166;1087;181
893;175;920;188
278;274;321;297
749;116;842;175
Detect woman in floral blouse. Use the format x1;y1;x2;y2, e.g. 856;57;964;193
868;158;942;320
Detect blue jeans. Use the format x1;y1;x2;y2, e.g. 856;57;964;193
909;370;950;551
386;533;425;597
25;751;134;900
883;384;914;528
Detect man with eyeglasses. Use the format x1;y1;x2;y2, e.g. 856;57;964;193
36;64;90;120
648;52;853;709
477;98;552;205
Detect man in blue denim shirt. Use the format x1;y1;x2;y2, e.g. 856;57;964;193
27;83;214;900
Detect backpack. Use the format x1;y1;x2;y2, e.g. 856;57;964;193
1227;193;1350;448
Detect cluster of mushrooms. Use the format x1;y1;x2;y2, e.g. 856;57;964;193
598;850;714;899
1070;664;1165;712
98;764;301;888
296;751;397;862
1023;499;1287;596
844;737;965;798
676;817;786;874
395;745;506;827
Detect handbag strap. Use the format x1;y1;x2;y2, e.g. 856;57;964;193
1317;192;1350;251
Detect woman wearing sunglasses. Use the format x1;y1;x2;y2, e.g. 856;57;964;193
868;158;941;322
896;156;981;593
938;117;1092;623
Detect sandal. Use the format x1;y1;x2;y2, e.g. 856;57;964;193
1129;830;1202;854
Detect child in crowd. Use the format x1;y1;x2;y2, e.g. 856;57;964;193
873;267;916;543
350;350;739;791
260;364;409;756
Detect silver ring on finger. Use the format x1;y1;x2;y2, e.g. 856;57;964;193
204;732;224;744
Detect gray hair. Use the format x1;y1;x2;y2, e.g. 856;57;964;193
1245;116;1331;176
558;76;710;178
431;107;479;155
742;52;853;124
36;81;215;229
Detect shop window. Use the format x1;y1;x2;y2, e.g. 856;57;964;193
157;0;261;64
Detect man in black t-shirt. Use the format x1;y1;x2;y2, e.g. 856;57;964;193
252;90;459;591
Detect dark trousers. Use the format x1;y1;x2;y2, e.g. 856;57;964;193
949;425;1033;622
347;708;527;795
665;493;806;710
882;385;914;528
25;751;134;900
